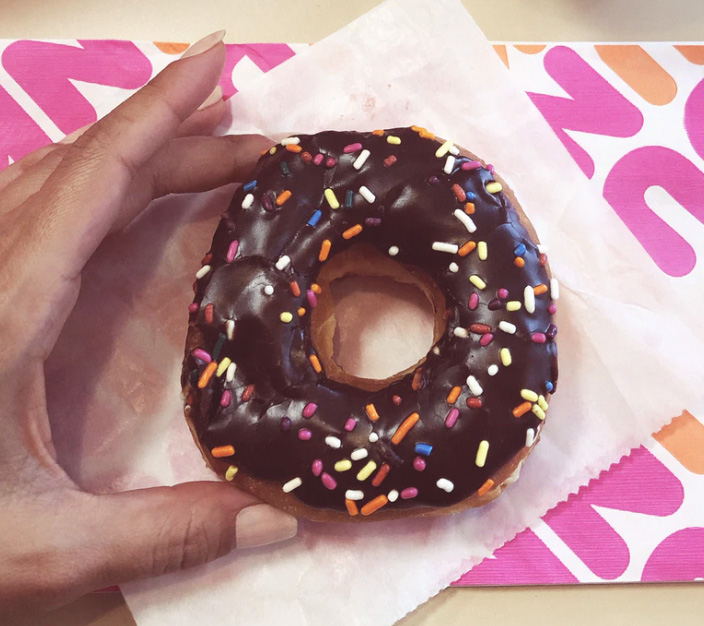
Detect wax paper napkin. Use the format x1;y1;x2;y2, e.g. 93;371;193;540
42;0;704;624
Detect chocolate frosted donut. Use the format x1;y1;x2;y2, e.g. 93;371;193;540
182;127;558;522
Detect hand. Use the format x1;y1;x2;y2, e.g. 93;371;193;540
0;31;296;613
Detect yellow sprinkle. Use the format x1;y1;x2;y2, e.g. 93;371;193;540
216;357;232;378
280;312;293;323
532;405;546;420
506;301;522;311
387;135;401;145
334;459;352;472
225;465;238;481
269;146;277;155
311;283;322;294
469;275;486;290
435;139;453;158
357;460;377;481
520;389;539;403
538;395;549;411
500;348;512;366
475;440;489;467
478;241;488;260
486;181;503;194
324;188;340;209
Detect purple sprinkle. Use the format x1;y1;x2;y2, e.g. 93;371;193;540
468;293;479;311
191;348;211;363
226;240;239;262
321;472;337;490
313;153;324;166
306;289;317;308
413;456;426;472
401;487;418;499
312;459;323;476
325;157;336;168
488;298;503;311
461;160;482;170
280;417;292;431
261;193;274;211
220;390;231;407
302;402;318;418
546;323;558;338
498;288;509;299
531;333;547;343
298;428;312;441
344;418;357;431
445;408;460;428
548;303;557;315
428;175;439;185
480;333;494;347
343;142;362;153
188;302;199;313
364;217;382;227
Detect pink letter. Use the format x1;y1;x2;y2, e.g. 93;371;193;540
0;86;51;168
642;528;704;582
685;77;704;162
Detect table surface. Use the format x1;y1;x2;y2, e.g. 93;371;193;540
2;1;703;624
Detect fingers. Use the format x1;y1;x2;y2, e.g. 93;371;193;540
0;143;63;193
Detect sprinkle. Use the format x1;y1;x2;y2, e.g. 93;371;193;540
226;362;236;382
359;185;376;203
437;478;455;493
325;436;342;449
298;307;306;317
343;224;363;239
486;181;503;194
469;275;486;289
346;489;364;500
488;364;499;376
545;381;554;393
263;285;274;296
499;321;517;334
281;136;300;146
467;375;483;396
309;354;322;373
432;241;459;254
413;456;426;471
447;386;462;404
538;395;549;411
387;135;401;145
282;477;302;492
298;429;312;440
275;255;291;271
513;402;532;418
435;140;454;158
204;303;214;324
324;188;340;209
195;265;211;279
365;404;380;422
514;243;527;256
290;281;301;297
488;298;503;310
343;142;363;153
192;348;212;364
280;312;293;323
412;368;424;391
368;432;379;443
261;194;274;211
301;151;312;163
350;448;368;461
334;459;352;472
216;357;232;378
466;397;483;409
357;461;377;481
345;500;359;516
226;240;239;262
392;395;402;405
321;472;337;490
514;257;526;268
388;489;399;503
285;144;302;153
312;459;322;476
524;286;536;313
279;162;290;176
453;327;468;338
391;412;420;445
313;153;324;166
521;389;539;402
534;283;548;296
188;302;199;313
498;288;509;298
384;155;397;167
241;384;255;401
487;164;495;174
465;201;476;214
475;440;489;467
351;148;371;170
372;129;385;136
388;246;399;256
243;180;257;192
302;403;318;418
468;292;479;310
451;184;467;202
401;487;418;499
415;443;433;456
531;333;547;343
462;160;482;170
225;465;238;481
550;278;560;300
319;239;332;261
500;348;512;366
220;390;231;407
345;189;355;208
506;301;522;311
445;408;460;428
449;262;459;273
470;323;492;334
280;417;292;431
269;147;276;155
444;155;456;174
454;209;477;233
532;405;547;420
371;463;390;486
198;362;217;388
345;418;357;431
211;445;235;458
548;303;557;315
525;428;536;447
478;479;494;496
432;346;441;355
325;157;336;168
361;495;388;516
307;210;322;227
478;241;488;260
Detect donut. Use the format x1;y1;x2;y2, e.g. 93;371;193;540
182;127;558;522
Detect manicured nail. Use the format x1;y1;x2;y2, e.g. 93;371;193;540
60;123;93;143
197;85;224;111
235;504;297;549
180;30;226;59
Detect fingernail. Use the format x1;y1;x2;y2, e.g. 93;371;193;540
235;504;297;549
181;30;226;59
197;85;223;111
60;122;93;144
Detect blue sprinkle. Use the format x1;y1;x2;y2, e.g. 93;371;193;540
514;243;527;257
465;191;477;201
280;162;290;176
243;180;257;192
415;442;433;456
345;189;354;208
545;381;554;393
212;333;227;361
307;209;322;227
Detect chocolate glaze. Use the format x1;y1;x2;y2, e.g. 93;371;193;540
182;128;557;515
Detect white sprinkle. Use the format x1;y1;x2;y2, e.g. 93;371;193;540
437;478;455;493
225;362;237;382
432;346;441;355
488;364;499;376
435;140;454;158
444;155;455;174
524;285;536;314
353;149;371;170
325;436;342;449
350;448;368;461
449;145;460;155
478;241;488;260
369;432;379;443
453;327;469;338
225;319;235;340
432;241;459;254
525;428;536;447
538;244;549;254
195;265;211;279
263;285;274;296
359;185;376;203
388;245;399;256
241;193;254;209
388;489;399;502
282;477;302;492
345;489;364;500
281;136;300;145
550;278;560;300
499;321;517;334
467;375;483;396
275;255;291;271
454;209;477;233
449;262;459;273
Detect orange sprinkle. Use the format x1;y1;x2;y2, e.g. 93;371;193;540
275;190;291;206
242;384;255;402
514;257;525;268
465;202;475;214
419;130;435;139
533;283;548;295
446;386;462;404
391;412;420;445
371;463;391;487
298;307;306;317
452;184;466;202
346;499;359;516
198;361;218;388
365;403;380;422
412;367;424;391
411;125;422;132
309;354;322;373
211;445;235;458
361;494;388;516
285;144;302;153
458;241;477;257
372;129;385;136
478;478;495;496
290;281;301;297
319;239;332;262
342;224;363;239
204;303;214;324
512;401;532;418
260;148;268;155
311;283;322;294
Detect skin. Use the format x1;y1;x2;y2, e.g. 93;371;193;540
0;39;276;613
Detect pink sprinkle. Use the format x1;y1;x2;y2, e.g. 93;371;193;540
480;333;494;347
487;163;495;174
325;157;336;168
445;408;460;428
312;459;323;476
192;348;211;363
413;457;426;472
313;153;324;166
344;418;357;431
401;487;418;499
531;333;547;343
468;293;479;310
188;302;199;313
548;303;557;315
343;142;363;153
302;402;318;418
321;472;337;490
220;390;231;407
462;160;482;170
298;429;312;441
226;240;239;262
498;288;509;299
306;289;317;308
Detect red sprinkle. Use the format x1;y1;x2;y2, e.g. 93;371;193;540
531;333;547;343
539;253;548;265
479;333;494;346
466;397;483;409
321;472;337;490
392;395;402;406
241;384;255;401
188;302;199;313
204;303;214;324
383;155;397;167
325;157;336;168
498;288;509;298
371;463;391;487
290;281;301;297
201;252;213;265
312;459;323;476
469;323;492;334
468;293;479;310
301;151;313;163
452;183;466;202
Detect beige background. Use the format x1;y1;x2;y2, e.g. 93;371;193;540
2;1;704;624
